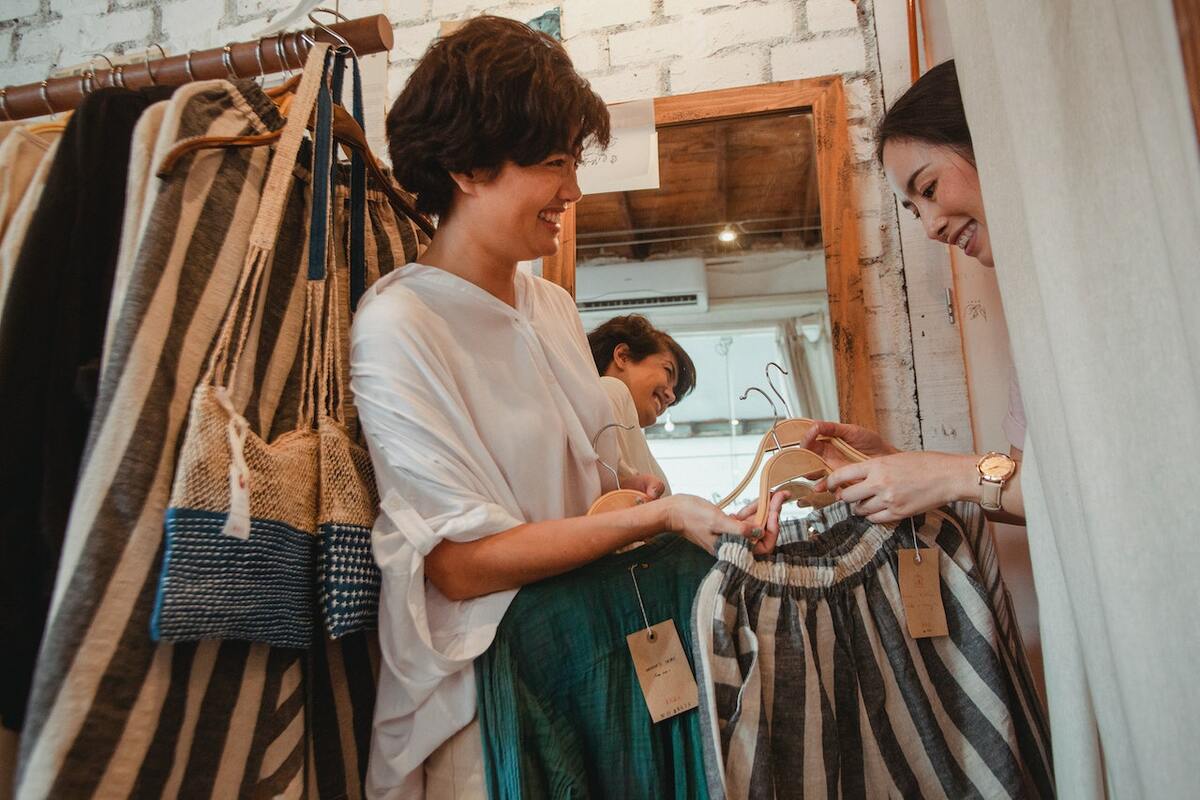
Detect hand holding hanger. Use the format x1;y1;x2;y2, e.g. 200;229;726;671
799;419;899;470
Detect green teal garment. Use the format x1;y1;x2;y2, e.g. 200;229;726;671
475;534;715;799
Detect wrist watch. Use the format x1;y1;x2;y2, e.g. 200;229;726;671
976;451;1017;512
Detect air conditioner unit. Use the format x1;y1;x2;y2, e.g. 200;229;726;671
575;258;709;314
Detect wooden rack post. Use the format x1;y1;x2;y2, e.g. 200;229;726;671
0;14;394;122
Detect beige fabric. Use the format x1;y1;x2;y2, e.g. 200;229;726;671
0;136;58;314
946;1;1200;796
423;719;486;800
0;127;59;244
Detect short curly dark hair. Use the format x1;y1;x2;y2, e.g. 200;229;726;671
386;16;611;218
587;315;697;405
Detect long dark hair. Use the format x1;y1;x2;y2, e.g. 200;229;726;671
876;59;974;163
587;315;696;405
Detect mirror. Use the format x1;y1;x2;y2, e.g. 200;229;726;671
556;79;875;505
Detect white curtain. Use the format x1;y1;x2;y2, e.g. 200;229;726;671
776;314;838;421
945;2;1200;797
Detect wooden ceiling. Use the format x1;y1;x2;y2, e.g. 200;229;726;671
576;112;822;261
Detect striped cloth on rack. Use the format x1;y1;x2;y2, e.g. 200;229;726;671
693;501;1054;799
15;79;422;800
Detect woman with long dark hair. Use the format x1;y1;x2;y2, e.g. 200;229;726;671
806;60;1027;525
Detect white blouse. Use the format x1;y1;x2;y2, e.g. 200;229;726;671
349;263;620;799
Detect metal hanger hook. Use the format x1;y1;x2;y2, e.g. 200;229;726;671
144;43;167;85
591;422;637;490
739;386;782;451
253;36;267;84
765;361;793;418
90;53;117;87
39;80;56;118
0;88;10;121
272;34;292;77
307;8;356;57
184;50;197;82
222;44;238;79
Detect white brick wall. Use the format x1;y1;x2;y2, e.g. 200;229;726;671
771;33;868;79
669;49;765;95
0;0;921;446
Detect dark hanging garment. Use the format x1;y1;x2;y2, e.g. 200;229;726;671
0;85;175;732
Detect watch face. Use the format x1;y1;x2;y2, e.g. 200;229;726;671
979;453;1015;481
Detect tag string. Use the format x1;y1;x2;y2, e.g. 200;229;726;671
910;518;922;564
628;563;656;641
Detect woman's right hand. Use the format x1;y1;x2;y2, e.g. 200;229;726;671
658;493;786;556
800;420;898;469
656;494;753;555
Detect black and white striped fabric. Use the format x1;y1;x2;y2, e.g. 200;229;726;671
693;501;1054;799
14;77;420;799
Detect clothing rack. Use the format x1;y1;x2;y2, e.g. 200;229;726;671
0;14;394;122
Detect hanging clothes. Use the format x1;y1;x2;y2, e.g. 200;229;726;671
0;125;60;243
351;263;621;798
474;534;712;799
693;501;1054;799
13;68;423;799
0;85;174;733
0;133;58;320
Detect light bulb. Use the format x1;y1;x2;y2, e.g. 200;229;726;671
718;226;738;243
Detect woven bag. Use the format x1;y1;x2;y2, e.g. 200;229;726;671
314;52;383;638
150;45;335;648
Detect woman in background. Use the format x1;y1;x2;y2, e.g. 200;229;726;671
587;314;695;493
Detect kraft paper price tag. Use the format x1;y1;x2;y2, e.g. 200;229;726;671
898;548;948;638
222;464;251;540
626;620;699;723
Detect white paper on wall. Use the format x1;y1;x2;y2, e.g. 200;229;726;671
578;98;661;195
360;51;391;164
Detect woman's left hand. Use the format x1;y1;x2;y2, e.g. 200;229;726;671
624;473;666;500
734;489;792;556
816;451;975;524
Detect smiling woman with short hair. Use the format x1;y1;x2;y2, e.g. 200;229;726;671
351;17;772;798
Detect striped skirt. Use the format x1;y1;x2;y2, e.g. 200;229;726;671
693;502;1054;799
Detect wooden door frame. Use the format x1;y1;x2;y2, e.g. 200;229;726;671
544;77;877;429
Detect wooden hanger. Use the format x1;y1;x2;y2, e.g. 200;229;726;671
155;102;435;238
715;388;868;513
752;446;835;528
587;423;653;515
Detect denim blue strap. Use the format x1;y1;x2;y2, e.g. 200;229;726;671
307;48;336;282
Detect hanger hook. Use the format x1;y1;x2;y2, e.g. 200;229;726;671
79;68;95;97
184;50;197;82
253;36;267;84
591;422;636;490
39;80;56;118
739;386;783;451
222;44;238;79
765;361;793;419
273;34;292;77
144;43;166;86
91;53;117;87
306;8;356;57
287;30;306;69
0;88;10;121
